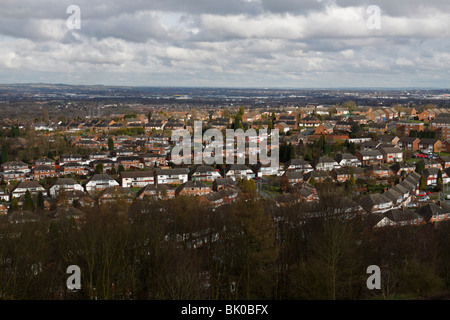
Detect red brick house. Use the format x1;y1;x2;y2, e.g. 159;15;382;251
380;147;403;163
356;150;383;166
441;140;450;153
33;165;56;180
437;156;450;169
117;156;141;170
416;203;450;223
334;121;353;132
368;123;387;135
60;163;89;176
299;115;320;127
0;203;7;215
365;165;391;179
175;180;212;197
97;186;134;205
331;167;365;182
418;138;441;154
284;171;303;184
397;137;420;151
314;123;334;135
198;188;239;208
396;122;424;136
389;163;416;176
34;157;56;168
136;184;176;200
212;178;238;191
140;153;167;167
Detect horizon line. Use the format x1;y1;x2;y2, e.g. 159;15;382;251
1;82;449;91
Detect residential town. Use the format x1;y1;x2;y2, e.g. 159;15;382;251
2;101;450;226
2;89;450;301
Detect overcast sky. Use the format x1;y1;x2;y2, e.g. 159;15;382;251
1;0;449;88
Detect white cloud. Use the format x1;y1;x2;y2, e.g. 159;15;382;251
0;0;450;87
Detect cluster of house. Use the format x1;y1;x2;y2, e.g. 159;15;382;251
271;106;450;152
26;104;396;134
0;133;175;183
25;104;450;141
4;104;450;225
0;137;328;215
3;128;450;213
0;163;257;212
360;171;450;228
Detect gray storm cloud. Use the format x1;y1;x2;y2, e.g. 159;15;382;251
0;0;449;87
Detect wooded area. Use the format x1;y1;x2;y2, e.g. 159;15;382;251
1;188;449;300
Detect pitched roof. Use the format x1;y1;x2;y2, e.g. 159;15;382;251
86;173;116;183
389;162;415;173
408;171;422;181
285;158;311;167
383;188;403;202
369;122;387;128
155;168;189;175
176;180;210;193
438;156;450;163
34;165;54;171
285;171;304;179
120;170;155;178
365;212;388;227
302;115;320;121
398;136;420;143
13;181;44;189
136;183;175;198
214;178;237;186
378;135;398;142
399;180;415;193
225;164;252;171
384;208;420;223
294;183;317;198
358;150;382;156
7;210;39;223
415;203;444;222
98;186;133;198
380;147;402;154
359;194;392;213
304;170;332;179
317;156;337;163
60;154;82;159
391;184;409;196
49;207;85;219
422;167;443;177
191;165;217;174
335;153;359;162
419;138;440;145
53;178;80;186
1;161;28;167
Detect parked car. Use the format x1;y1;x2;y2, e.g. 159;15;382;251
407;202;419;208
419;196;430;202
414;153;427;158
